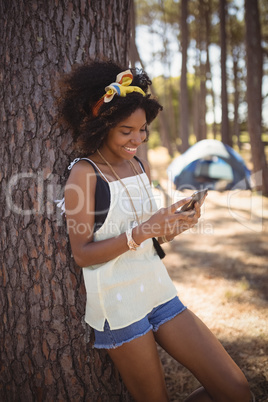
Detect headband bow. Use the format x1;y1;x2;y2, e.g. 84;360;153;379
92;69;145;116
104;69;145;102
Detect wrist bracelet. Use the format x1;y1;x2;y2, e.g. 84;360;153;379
162;235;174;243
126;228;140;250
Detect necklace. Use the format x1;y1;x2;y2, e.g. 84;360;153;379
128;159;152;213
96;149;166;259
97;149;141;227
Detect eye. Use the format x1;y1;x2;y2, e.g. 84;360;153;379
121;131;131;135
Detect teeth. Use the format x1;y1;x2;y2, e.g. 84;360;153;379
124;147;136;151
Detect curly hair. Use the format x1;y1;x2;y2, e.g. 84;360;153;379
57;60;163;155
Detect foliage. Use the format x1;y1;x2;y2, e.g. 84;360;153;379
135;0;268;148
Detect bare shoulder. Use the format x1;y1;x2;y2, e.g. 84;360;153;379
65;159;97;215
66;159;96;186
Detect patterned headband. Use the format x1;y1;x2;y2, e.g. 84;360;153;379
92;69;146;116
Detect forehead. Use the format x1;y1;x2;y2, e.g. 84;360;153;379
118;108;146;127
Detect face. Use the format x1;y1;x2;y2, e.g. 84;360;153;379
100;108;147;161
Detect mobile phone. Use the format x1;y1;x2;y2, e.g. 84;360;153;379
180;189;208;212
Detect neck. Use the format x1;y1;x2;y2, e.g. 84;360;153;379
97;148;133;167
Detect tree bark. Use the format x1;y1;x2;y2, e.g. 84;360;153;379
245;0;268;195
220;0;231;146
180;0;189;152
0;0;132;400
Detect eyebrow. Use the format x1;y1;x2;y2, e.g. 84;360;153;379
119;122;147;129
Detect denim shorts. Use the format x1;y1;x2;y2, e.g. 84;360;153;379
94;296;187;349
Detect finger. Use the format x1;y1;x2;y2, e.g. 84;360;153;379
184;210;199;224
168;197;192;214
173;209;195;221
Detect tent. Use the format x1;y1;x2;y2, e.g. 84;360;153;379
167;140;251;191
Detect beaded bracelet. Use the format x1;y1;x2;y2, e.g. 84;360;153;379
126;228;140;251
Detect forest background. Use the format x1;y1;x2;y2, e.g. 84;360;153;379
131;2;268;399
132;0;268;195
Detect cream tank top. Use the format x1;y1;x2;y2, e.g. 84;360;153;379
70;157;177;331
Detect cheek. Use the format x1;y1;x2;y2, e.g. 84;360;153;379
142;131;148;141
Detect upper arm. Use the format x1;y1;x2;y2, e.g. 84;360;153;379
64;161;96;264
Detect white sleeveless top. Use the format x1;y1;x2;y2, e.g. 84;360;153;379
68;158;177;331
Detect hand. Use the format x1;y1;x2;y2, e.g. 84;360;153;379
139;197;202;240
173;191;208;233
171;192;207;237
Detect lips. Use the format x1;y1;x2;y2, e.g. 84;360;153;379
123;146;137;154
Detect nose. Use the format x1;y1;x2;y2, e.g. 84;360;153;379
130;130;147;145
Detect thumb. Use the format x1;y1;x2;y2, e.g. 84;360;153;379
168;197;192;214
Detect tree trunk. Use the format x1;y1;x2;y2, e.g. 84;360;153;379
193;44;202;143
180;0;189;152
205;0;217;139
220;0;231;146
0;1;132;401
245;0;268;195
233;54;242;150
206;44;217;140
167;75;177;151
199;0;207;141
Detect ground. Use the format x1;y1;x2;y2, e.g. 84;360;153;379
148;147;268;402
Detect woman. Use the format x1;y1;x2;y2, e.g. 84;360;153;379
58;60;251;401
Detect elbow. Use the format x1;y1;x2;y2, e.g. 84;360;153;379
72;249;88;268
73;255;85;268
72;247;94;268
70;242;92;268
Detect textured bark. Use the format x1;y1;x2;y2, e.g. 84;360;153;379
245;0;268;195
0;0;132;401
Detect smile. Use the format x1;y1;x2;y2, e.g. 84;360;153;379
123;146;137;153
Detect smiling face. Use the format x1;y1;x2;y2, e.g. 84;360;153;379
99;108;147;163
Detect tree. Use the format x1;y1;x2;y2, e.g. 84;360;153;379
245;0;268;195
0;0;132;400
205;0;218;139
180;0;189;152
220;0;231;146
228;11;245;150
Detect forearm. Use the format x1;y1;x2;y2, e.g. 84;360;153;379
73;222;150;267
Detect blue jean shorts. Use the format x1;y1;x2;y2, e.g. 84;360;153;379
94;296;187;349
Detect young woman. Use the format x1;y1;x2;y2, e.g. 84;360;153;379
58;60;252;401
